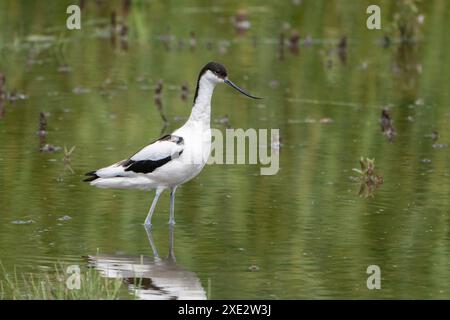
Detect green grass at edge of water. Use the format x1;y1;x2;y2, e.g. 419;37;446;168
0;262;138;300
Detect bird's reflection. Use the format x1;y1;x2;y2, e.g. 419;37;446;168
88;226;206;300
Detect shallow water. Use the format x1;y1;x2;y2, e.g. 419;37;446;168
0;0;449;299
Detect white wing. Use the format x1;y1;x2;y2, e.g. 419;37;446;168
131;138;183;161
85;135;184;180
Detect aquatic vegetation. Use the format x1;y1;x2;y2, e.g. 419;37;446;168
0;263;123;300
0;73;28;109
393;0;423;43
154;80;168;123
288;30;300;55
63;146;76;174
38;112;61;153
277;25;305;59
110;10;128;37
38;112;47;139
352;158;384;198
337;36;347;65
181;82;189;102
380;108;397;142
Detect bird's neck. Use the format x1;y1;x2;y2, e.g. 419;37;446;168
187;77;215;127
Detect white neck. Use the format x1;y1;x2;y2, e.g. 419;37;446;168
187;76;216;126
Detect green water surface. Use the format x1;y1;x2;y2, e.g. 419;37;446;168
0;0;449;299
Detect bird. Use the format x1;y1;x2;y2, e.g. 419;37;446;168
84;62;261;228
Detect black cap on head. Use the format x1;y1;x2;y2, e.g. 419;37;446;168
200;61;228;79
193;61;262;103
193;62;227;103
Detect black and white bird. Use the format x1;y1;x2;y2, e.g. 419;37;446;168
84;62;261;228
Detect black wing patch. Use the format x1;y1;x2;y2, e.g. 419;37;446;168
123;157;171;174
83;135;184;179
123;151;183;174
123;135;184;174
83;171;99;182
157;134;184;144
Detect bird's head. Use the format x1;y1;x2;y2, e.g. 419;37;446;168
197;61;262;99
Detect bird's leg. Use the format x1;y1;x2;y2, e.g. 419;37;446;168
144;225;160;259
144;188;164;227
168;223;176;262
169;186;178;225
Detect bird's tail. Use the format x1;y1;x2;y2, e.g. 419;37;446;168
83;171;99;182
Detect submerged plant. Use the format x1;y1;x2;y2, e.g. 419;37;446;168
63;145;76;174
352;157;384;198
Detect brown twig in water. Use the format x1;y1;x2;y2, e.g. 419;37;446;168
288;31;300;55
337;36;347;65
39;112;47;129
181;82;189;102
0;73;5;90
38;112;60;153
154;80;168;125
110;11;117;47
122;0;132;16
38;112;47;146
380;108;397;142
119;23;129;50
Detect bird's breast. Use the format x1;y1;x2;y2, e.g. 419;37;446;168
180;127;211;167
151;125;211;186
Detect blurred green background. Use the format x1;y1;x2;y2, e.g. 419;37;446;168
0;0;449;299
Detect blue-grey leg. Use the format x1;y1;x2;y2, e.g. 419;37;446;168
168;224;176;262
144;225;160;260
144;188;164;227
169;186;178;225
